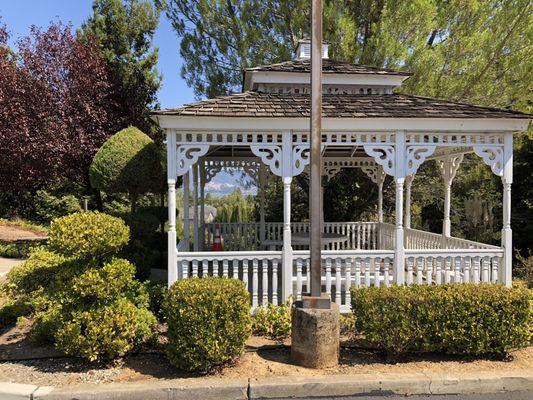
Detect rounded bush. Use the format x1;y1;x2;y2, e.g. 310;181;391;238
5;247;67;297
54;297;157;362
252;302;291;338
89;126;164;195
163;277;251;372
351;284;531;359
48;212;129;258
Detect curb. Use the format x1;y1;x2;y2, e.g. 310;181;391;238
1;370;532;399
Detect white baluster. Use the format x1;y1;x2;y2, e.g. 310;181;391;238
463;257;470;283
435;257;442;285
482;257;490;282
491;257;498;283
383;257;390;287
417;257;424;285
252;259;259;308
272;259;279;306
232;259;239;279
192;260;198;277
325;258;332;296
426;256;433;285
262;260;269;305
374;257;381;288
345;258;352;305
407;257;414;285
454;257;462;284
444;257;451;284
364;257;371;287
296;258;303;301
223;259;228;277
354;257;361;288
182;260;189;279
335;258;342;304
472;256;480;284
243;259;249;290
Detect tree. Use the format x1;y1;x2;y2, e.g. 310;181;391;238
81;0;161;133
89;126;165;213
0;21;117;192
158;0;309;98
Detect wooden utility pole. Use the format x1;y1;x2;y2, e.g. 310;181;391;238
309;0;323;299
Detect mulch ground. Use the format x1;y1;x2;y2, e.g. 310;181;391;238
0;324;531;387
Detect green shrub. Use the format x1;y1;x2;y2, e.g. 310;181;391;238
252;301;291;338
0;241;38;259
54;297;156;362
4;248;68;297
0;299;32;329
163;277;251;372
144;281;167;319
89;126;164;196
34;189;82;223
351;284;531;360
48;212;129;258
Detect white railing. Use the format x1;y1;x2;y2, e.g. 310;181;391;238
203;222;380;251
292;250;395;313
404;249;504;285
175;250;282;310
405;227;499;250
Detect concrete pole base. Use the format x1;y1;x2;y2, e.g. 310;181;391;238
290;300;340;368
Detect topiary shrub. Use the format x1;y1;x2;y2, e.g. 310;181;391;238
351;284;531;360
54;297;156;362
163;277;251;372
89;126;164;201
252;301;291;338
48;211;129;258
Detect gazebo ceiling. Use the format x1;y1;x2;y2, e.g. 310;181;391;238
154;92;528;120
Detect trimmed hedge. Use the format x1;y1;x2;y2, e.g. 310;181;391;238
351;284;531;359
89;126;164;195
163;277;251;372
252;301;292;338
48;212;129;258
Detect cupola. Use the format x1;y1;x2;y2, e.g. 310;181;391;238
295;39;329;60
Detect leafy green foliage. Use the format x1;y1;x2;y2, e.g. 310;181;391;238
89;126;165;197
1;212;156;362
143;280;167;319
81;0;161;133
54;297;156;362
252;301;291;338
163;277;252;372
48;211;129;258
34;189;83;224
351;284;531;360
0;298;32;330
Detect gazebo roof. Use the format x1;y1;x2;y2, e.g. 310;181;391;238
155;92;528;119
245;59;411;76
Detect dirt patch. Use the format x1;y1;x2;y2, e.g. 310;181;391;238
0;224;47;243
0;327;531;387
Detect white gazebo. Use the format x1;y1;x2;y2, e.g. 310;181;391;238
154;41;530;312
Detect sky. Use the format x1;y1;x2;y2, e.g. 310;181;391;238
0;0;243;195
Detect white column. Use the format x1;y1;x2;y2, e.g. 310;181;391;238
281;132;293;301
502;132;513;287
394;131;406;285
437;150;463;244
404;174;414;229
199;163;206;250
166;131;178;286
320;180;325;225
259;164;266;245
377;181;384;223
376;167;385;249
183;170;190;248
192;164;199;251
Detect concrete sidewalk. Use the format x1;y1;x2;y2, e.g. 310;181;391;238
2;370;532;400
0;257;24;277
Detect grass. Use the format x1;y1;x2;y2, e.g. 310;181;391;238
0;218;48;233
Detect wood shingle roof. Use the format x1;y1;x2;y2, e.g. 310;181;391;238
155;92;528;119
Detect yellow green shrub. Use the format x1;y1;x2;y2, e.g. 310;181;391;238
163;277;251;372
351;284;531;359
48;211;129;258
54;298;156;362
252;301;291;338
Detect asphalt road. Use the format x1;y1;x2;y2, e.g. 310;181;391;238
272;393;533;400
